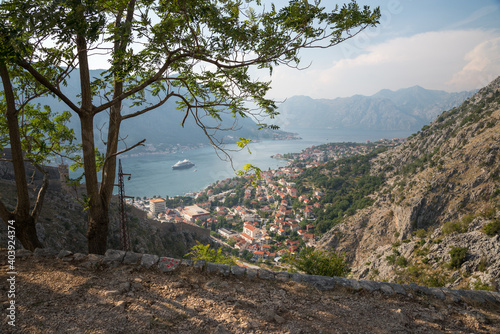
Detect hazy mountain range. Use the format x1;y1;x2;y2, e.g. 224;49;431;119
274;86;475;131
19;69;292;151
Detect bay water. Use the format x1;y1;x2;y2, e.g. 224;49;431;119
117;128;412;198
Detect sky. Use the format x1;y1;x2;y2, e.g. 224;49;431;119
87;0;500;100
256;0;500;99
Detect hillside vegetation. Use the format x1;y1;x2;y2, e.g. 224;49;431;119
319;76;500;291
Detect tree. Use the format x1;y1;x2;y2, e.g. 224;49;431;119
0;61;76;250
1;0;379;254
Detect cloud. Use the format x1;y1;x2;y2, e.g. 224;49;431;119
446;37;500;90
267;29;500;99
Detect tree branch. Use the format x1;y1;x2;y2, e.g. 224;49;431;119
15;59;82;116
30;163;49;222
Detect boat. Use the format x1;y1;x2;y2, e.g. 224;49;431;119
172;159;195;170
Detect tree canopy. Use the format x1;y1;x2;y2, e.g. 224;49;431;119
0;0;380;254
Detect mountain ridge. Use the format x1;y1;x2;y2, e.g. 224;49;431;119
275;86;475;132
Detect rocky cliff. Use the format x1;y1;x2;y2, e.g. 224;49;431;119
319;76;500;291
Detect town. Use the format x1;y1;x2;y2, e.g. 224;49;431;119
128;139;405;267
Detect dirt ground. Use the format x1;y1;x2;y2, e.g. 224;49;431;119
1;250;499;334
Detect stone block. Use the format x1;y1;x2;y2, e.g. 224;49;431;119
246;268;258;279
332;276;350;288
290;272;304;283
181;259;193;267
379;283;394;295
358;280;380;293
206;262;219;274
158;257;181;272
123;251;142;265
346;279;362;291
140;254;159;269
194;259;207;270
427;287;445;300
275;272;290;282
441;288;461;303
386;282;407;295
103;249;126;265
217;264;231;276
303;275;335;291
258;269;274;280
231;265;246;276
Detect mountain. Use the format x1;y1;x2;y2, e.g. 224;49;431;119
23;69;295;152
318;77;500;290
274;86;475;131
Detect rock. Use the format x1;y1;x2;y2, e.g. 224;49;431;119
193;259;207;270
57;250;73;259
358;280;380;293
230;265;246;276
181;259;193;267
257;269;274;280
290;272;304;283
73;253;87;261
246;268;258;279
379;283;394;295
140;253;159;269
123;251;142;265
34;248;58;257
15;249;32;258
274;314;286;324
303;275;335;291
103;249;126;265
275;272;290;282
158;257;181;272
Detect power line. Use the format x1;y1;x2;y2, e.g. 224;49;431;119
116;159;134;251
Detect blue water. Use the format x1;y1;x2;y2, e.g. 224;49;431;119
116;128;412;198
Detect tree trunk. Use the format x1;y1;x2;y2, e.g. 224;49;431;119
13;215;43;251
0;61;43;250
86;203;110;255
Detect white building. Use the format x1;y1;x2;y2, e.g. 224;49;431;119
150;198;166;215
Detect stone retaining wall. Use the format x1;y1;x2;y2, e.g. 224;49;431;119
25;248;500;307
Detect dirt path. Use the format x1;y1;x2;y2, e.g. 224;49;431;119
1;250;499;333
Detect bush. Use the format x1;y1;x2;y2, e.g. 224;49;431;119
287;248;350;277
449;247;468;269
185;241;236;265
396;256;408;267
483;219;500;236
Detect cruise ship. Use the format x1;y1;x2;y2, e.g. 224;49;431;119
172;159;195;170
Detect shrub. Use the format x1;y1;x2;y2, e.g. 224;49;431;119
473;279;493;291
483;219;500;236
442;217;470;235
287;248;350;277
414;228;427;239
449;247;468;269
185;241;236;265
396;256;408;267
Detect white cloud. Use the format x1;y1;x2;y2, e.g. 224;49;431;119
267;29;500;99
446;37;500;90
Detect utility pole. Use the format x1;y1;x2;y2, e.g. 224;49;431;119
116;159;134;251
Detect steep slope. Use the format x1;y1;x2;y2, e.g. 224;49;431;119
319;76;500;290
275;86;474;131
